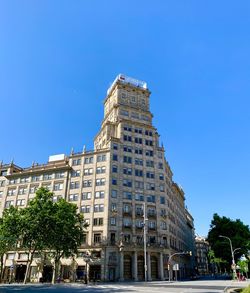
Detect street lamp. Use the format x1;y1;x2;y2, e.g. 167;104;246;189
219;235;236;279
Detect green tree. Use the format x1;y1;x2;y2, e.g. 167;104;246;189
207;214;250;271
0;206;21;282
20;187;55;284
207;249;226;274
47;198;87;284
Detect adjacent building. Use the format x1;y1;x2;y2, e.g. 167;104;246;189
0;74;195;282
195;235;209;275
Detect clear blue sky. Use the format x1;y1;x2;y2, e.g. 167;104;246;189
1;1;250;237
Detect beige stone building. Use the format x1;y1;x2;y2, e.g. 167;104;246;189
195;236;209;275
0;74;195;282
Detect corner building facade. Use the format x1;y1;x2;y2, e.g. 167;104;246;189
0;75;195;282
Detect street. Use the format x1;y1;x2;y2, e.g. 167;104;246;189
0;280;249;293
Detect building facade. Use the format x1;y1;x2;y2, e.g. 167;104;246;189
0;74;195;282
195;236;209;275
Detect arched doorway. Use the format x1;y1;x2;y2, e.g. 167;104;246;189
151;256;158;280
137;255;144;280
124;255;132;280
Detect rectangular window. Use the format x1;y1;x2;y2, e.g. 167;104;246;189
97;154;106;162
113;143;118;150
134;137;142;144
135;158;143;166
135;169;143;177
135;193;144;201
94;204;104;212
123;156;132;164
96;178;105;186
72;170;81;177
93;233;102;243
123;179;132;188
123;146;133;153
31;175;40;182
72;158;81;166
159;174;164;180
43;174;53;180
93;218;103;226
84;168;93;176
97;166;106;174
69;194;78;201
5;200;14;208
110;217;116;225
7;189;16;196
146;183;155;190
134;128;143;134
54;182;63;191
113;154;118;161
145;150;153;157
82;192;91;200
111;190;117;198
158;162;163;169
135;181;144;190
146;172;155;179
83;180;92;188
160;196;166;204
84;157;93;164
111;203;117;211
112;178;117;185
147;195;156;203
123;191;132;200
55;172;64;179
160;184;165;192
95;191;105;198
134;148;143;155
146;160;154;168
123;167;132;175
70;181;80;189
112;165;117;173
81;205;91;213
16;199;25;206
18;187;27;195
123;125;132;132
123;135;132;142
20;177;29;183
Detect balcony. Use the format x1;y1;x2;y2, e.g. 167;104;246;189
136;210;144;217
147;211;156;218
123;223;132;229
123;210;132;216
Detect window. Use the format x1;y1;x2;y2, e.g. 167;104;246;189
112;165;117;173
146;183;155;191
146;160;154;167
113;143;118;150
0;180;5;187
135;169;143;177
95;191;105;198
123;179;132;187
93;218;103;226
72;158;81;166
7;253;15;260
97;166;106;174
111;190;117;198
112;178;117;185
136;219;144;228
160;196;165;204
160;221;167;230
20;177;29;183
145;139;153;146
123;146;132;153
123;156;132;164
83;180;92;187
160;184;165;192
131;112;139;119
135;193;144;201
18;187;27;195
148;221;156;230
134;148;143;155
135;158;143;166
0;191;3;198
123;191;132;200
123;135;132;142
42;183;51;190
93;233;102;243
0;170;7;176
70;181;80;189
5;200;14;208
123;204;131;213
69;194;78;201
97;154;106;162
94;204;104;212
147;195;156;203
9;178;19;184
123;218;132;228
16;199;25;206
31;175;40;182
134;137;142;144
158;162;163;169
82;192;91;200
123;167;132;175
55;172;64;179
81;205;90;213
54;182;63;191
113;154;118;161
123;125;132;132
96;178;105;186
158;152;163;159
145;150;153;157
110;217;116;225
43;174;53;180
135;181;144;189
159;174;164;180
145;130;153;136
136;206;143;216
134;128;143;134
72;170;81;177
146;172;154;179
84;157;93;164
84;168;93;176
111;203;117;212
7;189;16;196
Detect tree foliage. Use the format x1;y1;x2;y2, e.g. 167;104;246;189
207;213;250;270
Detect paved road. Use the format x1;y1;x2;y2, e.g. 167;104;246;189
0;280;249;293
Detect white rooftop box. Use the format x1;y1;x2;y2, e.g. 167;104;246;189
49;154;65;162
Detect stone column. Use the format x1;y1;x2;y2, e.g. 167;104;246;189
159;252;164;280
120;251;124;281
133;251;138;281
147;252;151;281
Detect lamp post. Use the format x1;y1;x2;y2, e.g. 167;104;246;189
83;252;92;284
168;251;192;282
143;203;148;282
219;235;236;279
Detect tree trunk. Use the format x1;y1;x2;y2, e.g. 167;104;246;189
23;251;34;284
52;257;60;284
0;254;3;283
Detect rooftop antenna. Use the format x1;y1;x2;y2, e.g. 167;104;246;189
70;147;74;156
83;145;86;153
